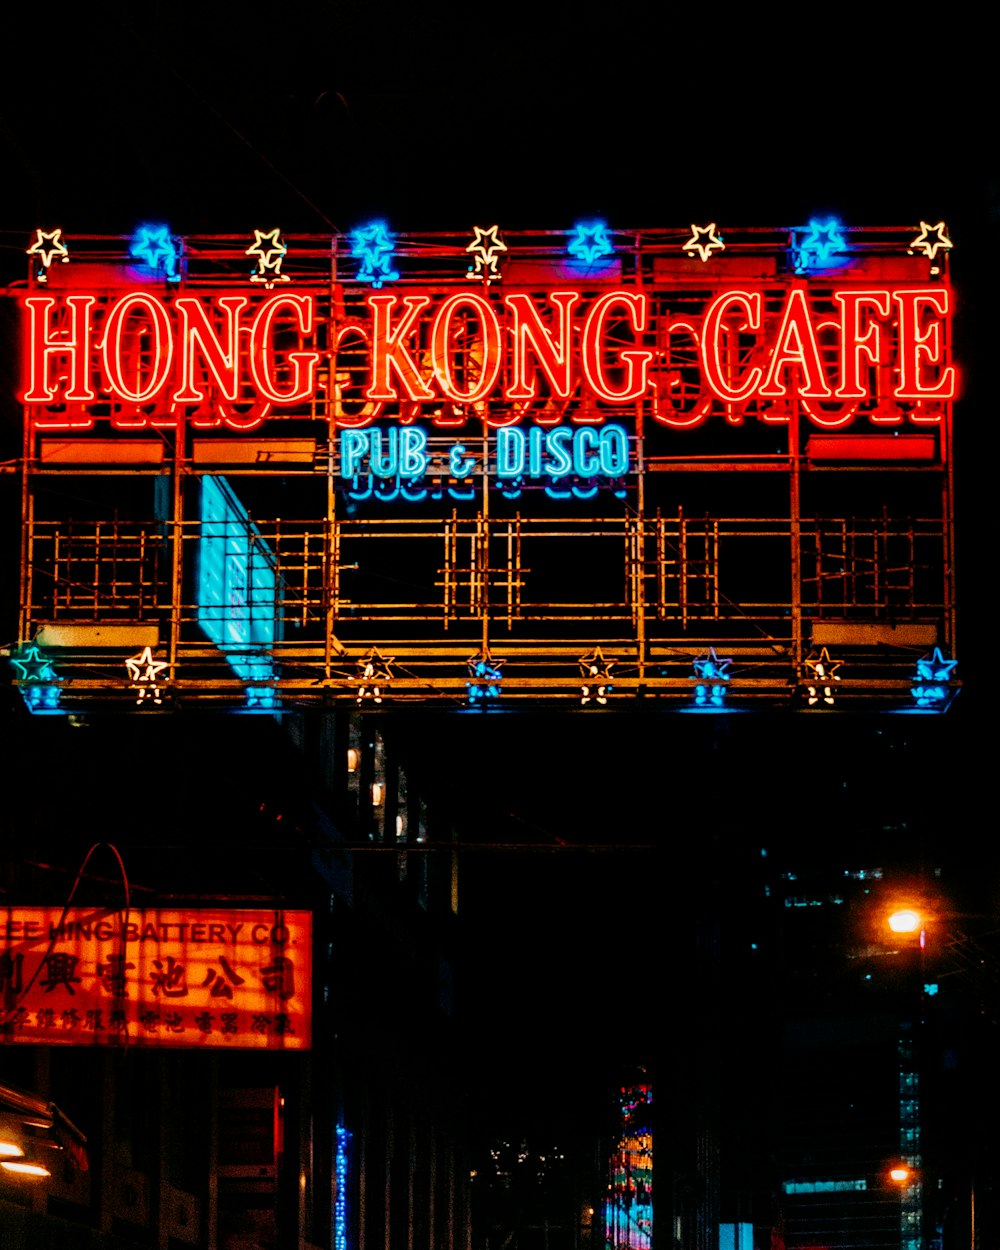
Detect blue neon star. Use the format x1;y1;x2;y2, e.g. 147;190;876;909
914;646;957;682
794;217;847;272
466;649;504;701
350;221;399;288
130;223;179;279
11;644;56;682
9;645;60;712
693;647;731;682
567;220;614;264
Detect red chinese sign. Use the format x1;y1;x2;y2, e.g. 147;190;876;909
0;908;311;1049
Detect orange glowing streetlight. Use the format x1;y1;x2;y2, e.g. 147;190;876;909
887;908;924;935
889;1164;913;1184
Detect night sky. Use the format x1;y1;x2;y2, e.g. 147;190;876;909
1;1;994;1155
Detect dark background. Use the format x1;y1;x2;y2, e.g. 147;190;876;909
0;0;993;1163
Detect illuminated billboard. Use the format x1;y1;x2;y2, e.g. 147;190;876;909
0;908;311;1049
6;222;960;711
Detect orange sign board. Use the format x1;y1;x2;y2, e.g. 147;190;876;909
0;908;311;1049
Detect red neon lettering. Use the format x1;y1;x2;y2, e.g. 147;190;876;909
759;289;833;399
366;295;435;402
580;292;653;403
893;289;955;399
504;291;580;402
650;320;712;428
23;295;97;403
172;295;248;402
102;293;174;403
833;290;891;400
249;294;321;403
430;293;502;404
700;291;763;403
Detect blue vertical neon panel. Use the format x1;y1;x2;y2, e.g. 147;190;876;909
197;476;281;709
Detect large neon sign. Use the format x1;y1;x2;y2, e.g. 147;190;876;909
22;284;955;431
8;225;960;714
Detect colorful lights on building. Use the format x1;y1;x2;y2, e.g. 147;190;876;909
606;1078;652;1249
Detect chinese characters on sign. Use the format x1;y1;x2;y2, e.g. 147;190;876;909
0;908;311;1049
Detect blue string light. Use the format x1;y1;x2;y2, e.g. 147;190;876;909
335;1123;350;1250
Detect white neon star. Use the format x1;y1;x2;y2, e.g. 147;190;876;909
683;223;725;263
247;227;287;270
466;224;507;283
26;228;69;272
803;646;842;682
126;647;168;684
247;228;289;286
909;221;952;261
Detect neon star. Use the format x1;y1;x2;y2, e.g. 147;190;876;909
915;647;956;682
26;228;69;274
130;224;179;279
683;223;725;263
567;220;614;264
350;220;399;288
693;648;731;681
466;224;507;283
795;217;847;271
466;648;504;702
804;647;842;681
356;647;395;703
126;647;168;704
10;645;56;683
246;228;289;286
579;648;614;706
803;647;842;706
909;221;953;261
